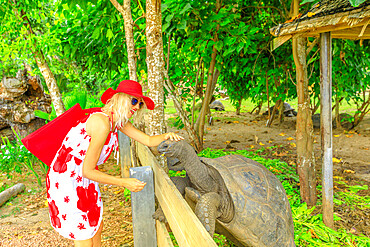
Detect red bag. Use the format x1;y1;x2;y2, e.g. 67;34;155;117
22;104;101;166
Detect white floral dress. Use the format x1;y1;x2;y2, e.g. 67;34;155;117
46;112;118;240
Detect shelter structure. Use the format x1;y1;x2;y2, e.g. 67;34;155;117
270;0;370;228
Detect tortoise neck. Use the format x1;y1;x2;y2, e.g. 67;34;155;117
177;146;215;192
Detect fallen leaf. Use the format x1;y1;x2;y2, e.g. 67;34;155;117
345;135;353;138
344;169;355;174
268;140;273;143
290;143;296;147
224;141;231;144
44;199;48;207
250;145;254;149
332;157;342;163
279;133;286;136
334;134;340;137
286;137;294;141
233;121;239;123
206;128;211;130
309;229;318;238
252;121;258;123
307;12;316;18
259;142;265;146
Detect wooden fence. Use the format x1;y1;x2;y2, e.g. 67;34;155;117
135;142;217;247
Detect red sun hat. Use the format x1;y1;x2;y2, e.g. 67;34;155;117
101;80;155;110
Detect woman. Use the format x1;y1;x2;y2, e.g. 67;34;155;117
46;80;183;247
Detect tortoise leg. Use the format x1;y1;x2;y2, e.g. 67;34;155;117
153;176;190;222
195;192;221;236
185;187;201;202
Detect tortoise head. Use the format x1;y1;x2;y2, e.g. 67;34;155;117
157;140;184;158
158;140;197;160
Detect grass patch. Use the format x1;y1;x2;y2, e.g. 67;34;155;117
164;97;362;116
169;148;370;246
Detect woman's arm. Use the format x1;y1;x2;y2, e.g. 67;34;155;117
119;121;183;147
82;114;146;192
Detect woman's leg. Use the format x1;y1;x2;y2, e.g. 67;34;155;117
74;222;103;247
92;221;104;247
74;239;93;247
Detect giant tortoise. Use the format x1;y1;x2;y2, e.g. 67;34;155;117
156;140;295;247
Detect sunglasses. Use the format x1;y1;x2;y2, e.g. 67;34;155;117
131;98;144;108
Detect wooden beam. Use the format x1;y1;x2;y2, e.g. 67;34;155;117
320;32;334;229
270;7;370;36
359;18;370;37
156;221;174;247
136;142;217;247
301;27;370;39
270;35;292;51
300;17;370;37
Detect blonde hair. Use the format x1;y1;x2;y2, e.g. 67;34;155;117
101;93;146;129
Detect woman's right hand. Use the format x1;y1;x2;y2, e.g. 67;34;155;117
121;178;146;192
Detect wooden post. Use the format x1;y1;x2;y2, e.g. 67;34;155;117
136;142;217;247
118;131;131;178
130;166;157;247
320;32;334;229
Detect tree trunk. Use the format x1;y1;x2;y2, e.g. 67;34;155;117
110;0;138;81
195;48;217;144
110;0;140;175
335;92;341;129
293;35;317;207
146;0;167;169
0;183;25;207
15;6;65;116
0;69;52;140
163;71;201;151
194;0;221;145
235;98;242;115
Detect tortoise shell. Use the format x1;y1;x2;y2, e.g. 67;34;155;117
200;155;295;247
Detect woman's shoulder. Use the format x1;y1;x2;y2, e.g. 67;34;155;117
86;113;111;133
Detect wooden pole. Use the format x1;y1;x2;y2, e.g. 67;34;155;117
136;142;217;247
118;131;131;178
130;166;157;247
320;32;334;229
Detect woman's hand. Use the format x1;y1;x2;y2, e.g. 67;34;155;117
164;132;184;142
121;178;146;192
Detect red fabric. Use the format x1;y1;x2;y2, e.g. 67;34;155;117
101;80;155;110
21;104;101;167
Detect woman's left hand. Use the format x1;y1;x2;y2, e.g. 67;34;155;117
164;132;184;142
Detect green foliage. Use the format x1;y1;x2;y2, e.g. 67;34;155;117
0;128;47;186
334;180;369;210
349;0;368;7
34;90;88;121
169;169;186;178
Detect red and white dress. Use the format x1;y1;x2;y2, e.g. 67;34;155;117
46;112;118;240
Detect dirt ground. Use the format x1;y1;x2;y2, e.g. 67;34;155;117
0;111;369;246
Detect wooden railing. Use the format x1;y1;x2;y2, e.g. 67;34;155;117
136;142;217;247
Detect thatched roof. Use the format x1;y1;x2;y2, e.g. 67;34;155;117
270;0;370;40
